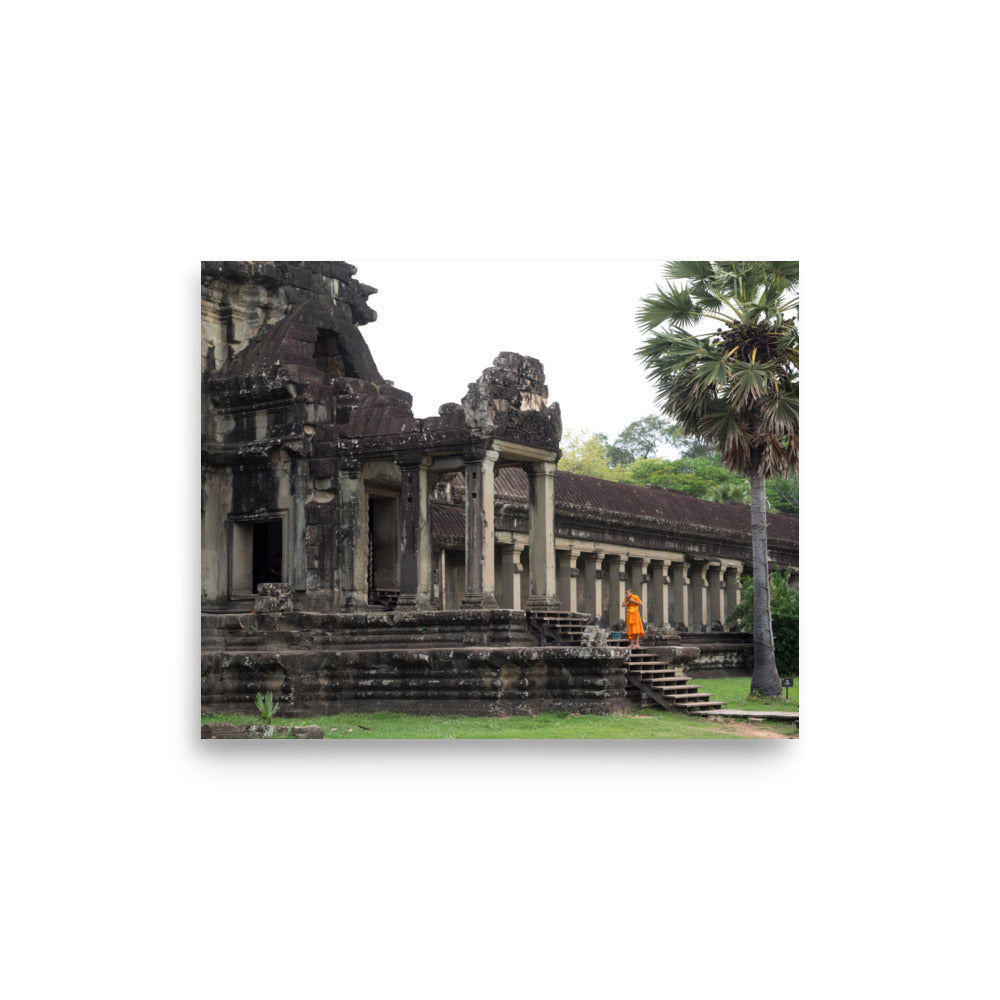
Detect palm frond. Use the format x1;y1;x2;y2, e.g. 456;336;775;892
635;283;705;333
663;261;714;282
725;360;774;407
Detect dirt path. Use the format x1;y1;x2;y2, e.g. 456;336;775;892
715;718;797;739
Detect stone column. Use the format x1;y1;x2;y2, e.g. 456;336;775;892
290;459;309;593
670;559;690;630
201;467;231;603
396;454;432;609
556;548;580;612
337;462;369;609
649;560;667;627
526;460;559;610
461;448;499;608
580;551;603;621
606;553;627;629
632;558;650;609
431;547;445;610
707;562;724;630
723;565;741;629
689;561;710;631
499;543;524;610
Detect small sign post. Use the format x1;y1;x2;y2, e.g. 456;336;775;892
781;677;794;701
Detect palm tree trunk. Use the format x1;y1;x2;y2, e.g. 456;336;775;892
749;455;781;696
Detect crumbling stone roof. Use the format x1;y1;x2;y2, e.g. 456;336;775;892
201;261;377;325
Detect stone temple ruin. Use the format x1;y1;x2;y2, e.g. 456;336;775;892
201;261;799;717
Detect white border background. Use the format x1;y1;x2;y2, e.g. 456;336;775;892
6;2;995;997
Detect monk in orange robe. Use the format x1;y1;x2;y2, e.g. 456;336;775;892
622;589;644;649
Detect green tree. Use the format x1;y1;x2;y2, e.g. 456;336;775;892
605;414;674;466
624;455;747;499
636;261;799;696
705;479;751;505
766;472;799;515
558;430;626;481
729;569;799;677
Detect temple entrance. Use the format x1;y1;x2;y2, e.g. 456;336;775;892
252;520;283;593
368;496;400;608
229;515;284;598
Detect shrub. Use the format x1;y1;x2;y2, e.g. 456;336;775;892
728;569;799;676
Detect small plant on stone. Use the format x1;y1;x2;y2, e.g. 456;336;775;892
254;691;280;724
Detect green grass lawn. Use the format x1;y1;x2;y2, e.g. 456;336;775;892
202;684;799;740
691;675;799;713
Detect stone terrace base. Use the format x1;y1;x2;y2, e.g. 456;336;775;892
201;645;632;717
202;607;538;653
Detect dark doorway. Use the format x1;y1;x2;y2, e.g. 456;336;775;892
367;496;400;607
252;520;283;593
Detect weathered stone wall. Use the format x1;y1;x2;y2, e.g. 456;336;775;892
202;608;539;652
202;645;632;717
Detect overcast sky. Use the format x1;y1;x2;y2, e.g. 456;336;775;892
353;259;673;451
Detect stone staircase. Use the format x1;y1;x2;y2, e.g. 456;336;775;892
614;640;725;714
526;610;590;646
526;612;725;715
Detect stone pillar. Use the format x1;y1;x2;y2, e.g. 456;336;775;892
290;459;309;593
649;560;667;627
606;553;627;630
499;543;524;610
580;551;603;621
461;448;499;608
526;460;559;610
432;547;446;610
201;467;231;603
707;562;724;630
670;559;690;630
631;558;650;609
337;463;369;609
723;565;741;629
557;548;580;612
396;454;432;609
689;561;710;631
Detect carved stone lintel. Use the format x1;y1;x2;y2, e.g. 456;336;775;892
396;450;425;470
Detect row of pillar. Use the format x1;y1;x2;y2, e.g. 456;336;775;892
452;545;743;631
393;450;559;612
362;447;745;630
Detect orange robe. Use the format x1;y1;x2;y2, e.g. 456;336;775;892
625;595;644;641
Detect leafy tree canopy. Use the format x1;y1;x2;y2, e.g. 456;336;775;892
766;472;799;515
623;455;748;500
558;430;628;481
560;416;797;509
601;414;675;467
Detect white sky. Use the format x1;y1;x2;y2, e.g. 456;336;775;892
353;260;672;448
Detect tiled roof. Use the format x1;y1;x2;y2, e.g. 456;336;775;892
487;467;798;544
430;502;466;543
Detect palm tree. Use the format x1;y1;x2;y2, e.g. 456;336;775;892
635;261;798;696
705;479;751;505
